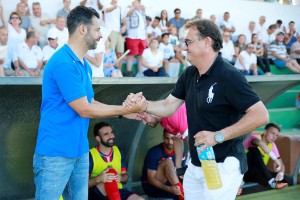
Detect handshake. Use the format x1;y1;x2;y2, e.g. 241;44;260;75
122;92;162;127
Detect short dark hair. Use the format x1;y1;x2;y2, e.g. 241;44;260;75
154;16;161;22
289;21;295;25
264;122;281;132
67;6;99;36
162;33;169;38
26;31;36;40
174;8;180;13
276;19;282;25
184;19;223;52
146;15;152;21
268;24;276;30
94;122;110;137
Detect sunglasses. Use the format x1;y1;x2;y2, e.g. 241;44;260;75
11;16;20;20
184;39;198;47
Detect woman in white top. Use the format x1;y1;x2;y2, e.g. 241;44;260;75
1;11;26;51
141;38;166;77
85;39;105;77
159;10;170;34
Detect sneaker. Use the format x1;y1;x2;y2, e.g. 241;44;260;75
270;181;288;189
135;72;145;77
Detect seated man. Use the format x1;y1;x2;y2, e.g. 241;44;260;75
141;129;184;200
138;103;188;170
243;122;292;189
88;122;144;200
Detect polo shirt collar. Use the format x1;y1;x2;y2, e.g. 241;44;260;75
62;44;81;62
201;54;223;77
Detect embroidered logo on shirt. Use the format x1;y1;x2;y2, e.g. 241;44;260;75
207;83;217;104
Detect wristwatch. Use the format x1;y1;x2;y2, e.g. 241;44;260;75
214;131;224;144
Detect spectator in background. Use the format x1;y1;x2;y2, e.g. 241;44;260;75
159;10;170;34
48;16;69;48
275;19;286;33
88;122;144;200
30;2;56;48
141;129;184;200
234;34;246;60
145;16;152;28
103;38;123;77
0;27;22;76
80;0;104;25
243;123;291;189
17;31;43;76
234;43;262;76
141;38;166;77
296;92;300;108
290;33;300;65
244;21;257;44
20;0;30;16
220;31;235;64
268;31;300;73
146;16;162;42
57;0;71;20
169;26;187;69
169;8;185;32
42;30;59;66
284;21;297;53
16;2;33;32
103;0;127;70
125;0;147;77
159;33;177;75
252;33;271;75
190;8;202;21
210;14;217;25
220;11;236;39
257;16;267;41
0;10;26;53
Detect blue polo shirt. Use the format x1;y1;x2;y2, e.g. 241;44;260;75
35;44;94;158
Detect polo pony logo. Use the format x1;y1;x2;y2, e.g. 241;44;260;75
207;83;217;103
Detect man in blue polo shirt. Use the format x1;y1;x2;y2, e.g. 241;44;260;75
124;19;269;200
33;6;147;200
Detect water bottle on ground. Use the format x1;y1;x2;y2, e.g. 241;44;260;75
197;145;222;190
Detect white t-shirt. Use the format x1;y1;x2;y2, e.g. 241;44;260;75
159;20;169;34
42;45;59;62
234;50;257;71
17;42;43;69
142;48;163;72
104;4;124;32
146;25;162;38
48;27;69;48
244;29;257;44
256;24;266;41
261;30;275;44
219;20;235;33
7;24;26;51
86;39;105;77
30;14;52;41
126;7;146;39
169;34;179;46
220;40;235;62
290;41;300;59
158;42;175;59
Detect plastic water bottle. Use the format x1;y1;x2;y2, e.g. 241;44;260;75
197;145;222;190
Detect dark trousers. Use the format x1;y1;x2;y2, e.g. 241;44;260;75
257;56;270;73
143;67;168;77
243;147;292;186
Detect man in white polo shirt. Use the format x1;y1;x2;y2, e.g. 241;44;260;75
234;43;262;76
47;16;69;48
42;29;59;65
17;30;43;76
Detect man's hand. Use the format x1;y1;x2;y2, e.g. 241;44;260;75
168;185;181;195
194;130;217;150
275;172;284;181
273;159;281;172
123;92;145;109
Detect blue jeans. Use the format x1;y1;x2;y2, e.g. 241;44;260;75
33;153;89;200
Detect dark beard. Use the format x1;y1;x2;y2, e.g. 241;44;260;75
101;138;114;147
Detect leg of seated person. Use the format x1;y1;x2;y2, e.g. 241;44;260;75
286;61;300;73
163;59;169;74
244;147;273;186
0;65;4;76
156;159;179;184
126;56;134;72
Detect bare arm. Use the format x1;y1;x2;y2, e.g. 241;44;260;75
0;5;8;29
19;59;35;76
84;53;103;67
146;94;184;117
221;101;269;141
69;96;146;118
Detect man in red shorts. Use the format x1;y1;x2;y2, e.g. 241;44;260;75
125;0;147;77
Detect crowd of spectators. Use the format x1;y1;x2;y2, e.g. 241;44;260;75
0;0;300;77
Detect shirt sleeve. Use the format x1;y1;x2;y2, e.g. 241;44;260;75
244;134;260;149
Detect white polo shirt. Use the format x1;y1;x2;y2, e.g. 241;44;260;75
17;42;43;69
42;45;59;62
158;42;175;59
234;50;257;71
220;40;235;62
